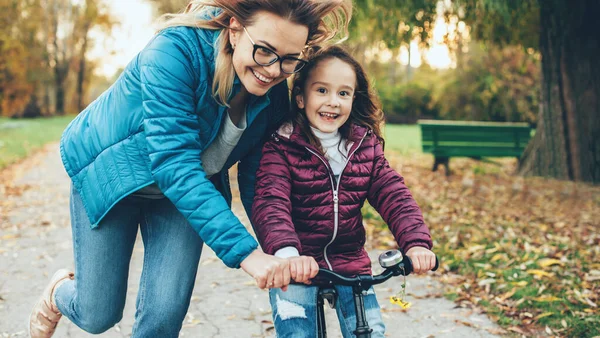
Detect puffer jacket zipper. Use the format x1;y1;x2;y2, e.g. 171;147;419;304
304;132;368;270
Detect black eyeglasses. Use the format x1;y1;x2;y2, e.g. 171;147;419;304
243;26;307;74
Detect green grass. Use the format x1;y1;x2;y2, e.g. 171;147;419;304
0;115;75;170
383;124;421;154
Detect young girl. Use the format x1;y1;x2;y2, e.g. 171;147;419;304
28;1;352;337
252;45;436;337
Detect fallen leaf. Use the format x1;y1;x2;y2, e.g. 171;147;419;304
534;312;554;321
454;320;479;328
507;326;526;334
526;269;555;278
532;295;564;302
537;258;564;268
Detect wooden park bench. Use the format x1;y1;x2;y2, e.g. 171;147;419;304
417;119;533;174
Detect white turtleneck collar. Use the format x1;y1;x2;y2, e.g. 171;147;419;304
310;126;348;177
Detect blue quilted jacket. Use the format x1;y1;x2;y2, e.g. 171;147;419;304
60;25;289;268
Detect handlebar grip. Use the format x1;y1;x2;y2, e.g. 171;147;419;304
402;255;440;275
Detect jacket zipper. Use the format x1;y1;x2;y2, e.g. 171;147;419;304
304;133;368;270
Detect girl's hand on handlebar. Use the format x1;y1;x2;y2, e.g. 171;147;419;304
240;250;291;291
405;247;436;274
288;256;319;285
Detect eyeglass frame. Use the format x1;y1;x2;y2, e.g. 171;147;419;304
242;26;308;74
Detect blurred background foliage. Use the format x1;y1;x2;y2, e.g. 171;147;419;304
0;0;541;125
0;0;116;117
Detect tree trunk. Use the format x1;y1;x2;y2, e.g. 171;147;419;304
519;0;600;184
55;64;67;115
77;31;89;112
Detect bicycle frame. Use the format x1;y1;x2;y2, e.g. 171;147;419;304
315;250;439;338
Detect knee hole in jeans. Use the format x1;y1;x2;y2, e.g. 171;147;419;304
275;295;308;320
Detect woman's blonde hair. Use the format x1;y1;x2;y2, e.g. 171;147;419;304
156;0;352;106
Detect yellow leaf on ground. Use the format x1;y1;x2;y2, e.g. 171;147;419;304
490;253;506;262
532;295;564;302
512;281;528;287
527;269;555;278
538;258;564;268
497;288;516;301
534;312;554;320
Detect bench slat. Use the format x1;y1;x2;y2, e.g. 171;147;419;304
417;119;533;159
421;132;530;144
421;147;524;157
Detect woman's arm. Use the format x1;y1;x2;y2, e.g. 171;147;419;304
139;29;257;269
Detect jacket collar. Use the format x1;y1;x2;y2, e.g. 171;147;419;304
276;122;370;147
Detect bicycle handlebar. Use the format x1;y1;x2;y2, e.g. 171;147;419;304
317;254;439;290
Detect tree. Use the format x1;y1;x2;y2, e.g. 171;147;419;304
0;0;119;117
350;0;437;82
459;0;599;183
517;0;599;183
0;0;46;117
436;43;540;124
72;0;115;112
352;0;599;183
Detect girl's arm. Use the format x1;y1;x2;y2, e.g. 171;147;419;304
366;139;433;253
251;140;302;255
139;29;257;269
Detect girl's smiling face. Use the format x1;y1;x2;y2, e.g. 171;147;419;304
296;57;356;133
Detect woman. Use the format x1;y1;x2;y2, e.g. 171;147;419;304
28;1;351;337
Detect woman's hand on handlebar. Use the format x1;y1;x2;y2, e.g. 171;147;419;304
405;247;437;274
288;256;319;285
240;249;291;291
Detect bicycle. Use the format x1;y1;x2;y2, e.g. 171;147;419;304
316;250;439;338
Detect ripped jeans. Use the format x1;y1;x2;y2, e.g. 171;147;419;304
269;284;385;337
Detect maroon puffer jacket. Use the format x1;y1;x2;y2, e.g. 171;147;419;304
252;122;432;278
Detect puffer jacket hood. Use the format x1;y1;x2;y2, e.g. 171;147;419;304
252;122;432;279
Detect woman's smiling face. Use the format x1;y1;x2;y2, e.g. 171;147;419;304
229;11;308;96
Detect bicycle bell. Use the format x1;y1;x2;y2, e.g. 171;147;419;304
378;250;403;268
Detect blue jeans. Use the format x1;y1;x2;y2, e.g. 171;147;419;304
269;284;386;338
54;185;203;337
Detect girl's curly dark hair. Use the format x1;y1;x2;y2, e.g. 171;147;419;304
291;45;385;153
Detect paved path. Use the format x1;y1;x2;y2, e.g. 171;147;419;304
0;144;504;337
